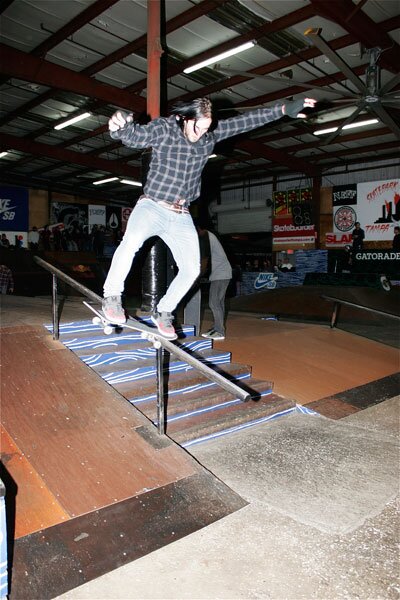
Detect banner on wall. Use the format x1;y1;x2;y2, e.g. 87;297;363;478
272;188;315;249
333;179;399;241
106;206;121;231
332;184;357;207
273;191;287;216
0;186;29;232
88;205;106;231
273;188;312;217
325;232;353;248
272;217;315;247
52;202;88;231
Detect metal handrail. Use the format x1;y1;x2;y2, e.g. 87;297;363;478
321;293;400;328
34;256;251;433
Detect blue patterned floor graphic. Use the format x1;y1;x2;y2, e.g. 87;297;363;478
46;319;299;445
156;387;274;426
132;372;252;404
101;352;232;385
80;339;212;367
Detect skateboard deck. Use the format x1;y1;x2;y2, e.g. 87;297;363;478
83;301;178;345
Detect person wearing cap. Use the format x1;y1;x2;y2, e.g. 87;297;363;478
102;96;316;338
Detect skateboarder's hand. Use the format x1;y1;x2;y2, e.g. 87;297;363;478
109;110;134;132
282;97;316;119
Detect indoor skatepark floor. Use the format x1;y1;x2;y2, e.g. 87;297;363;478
1;292;399;599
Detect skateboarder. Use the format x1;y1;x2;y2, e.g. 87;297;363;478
102;96;316;338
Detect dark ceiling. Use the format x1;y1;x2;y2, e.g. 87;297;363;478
0;0;399;205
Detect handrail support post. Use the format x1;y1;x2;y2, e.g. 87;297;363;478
52;274;59;340
156;347;165;434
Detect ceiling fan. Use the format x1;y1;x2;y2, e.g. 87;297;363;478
215;28;400;143
303;28;400;143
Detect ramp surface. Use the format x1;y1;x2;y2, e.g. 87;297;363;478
1;324;246;599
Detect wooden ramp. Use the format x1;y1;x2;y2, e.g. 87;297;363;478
1;324;247;599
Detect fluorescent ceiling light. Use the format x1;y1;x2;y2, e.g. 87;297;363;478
93;177;119;185
183;41;256;74
0;151;8;158
120;179;142;186
54;112;92;130
313;118;379;136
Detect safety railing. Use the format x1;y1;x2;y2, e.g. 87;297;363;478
321;293;400;328
34;256;251;434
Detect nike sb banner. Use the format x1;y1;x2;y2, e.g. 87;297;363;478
0;185;29;231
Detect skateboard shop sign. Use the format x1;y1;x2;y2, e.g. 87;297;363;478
273;217;315;246
0;186;29;231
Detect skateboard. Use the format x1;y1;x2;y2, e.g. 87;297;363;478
83;301;177;347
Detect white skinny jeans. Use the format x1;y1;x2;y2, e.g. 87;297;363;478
103;198;200;313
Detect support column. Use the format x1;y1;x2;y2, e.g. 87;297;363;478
312;175;322;249
141;0;166;314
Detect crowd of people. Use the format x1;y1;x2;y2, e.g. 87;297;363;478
33;223;115;255
0;224;123;256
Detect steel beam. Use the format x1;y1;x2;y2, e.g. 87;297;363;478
0;43;146;112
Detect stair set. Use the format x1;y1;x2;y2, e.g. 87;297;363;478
45;316;300;447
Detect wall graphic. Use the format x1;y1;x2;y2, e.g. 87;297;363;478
88;205;106;231
240;250;327;294
0;185;29;232
272;188;315;249
106;206;121;231
333;179;399;242
52;202;88;231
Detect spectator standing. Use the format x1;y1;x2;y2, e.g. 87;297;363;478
40;225;51;251
197;225;232;341
352;222;365;252
28;226;40;251
1;234;10;248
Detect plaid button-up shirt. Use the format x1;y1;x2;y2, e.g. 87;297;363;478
111;104;283;205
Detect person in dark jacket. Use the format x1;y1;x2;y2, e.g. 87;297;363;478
352;222;365;252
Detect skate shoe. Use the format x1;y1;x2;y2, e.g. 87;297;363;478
201;328;215;338
151;311;177;339
102;295;126;325
207;330;225;341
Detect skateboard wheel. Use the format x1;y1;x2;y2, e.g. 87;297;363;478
380;275;391;292
104;325;113;335
92;316;101;325
154;340;162;349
